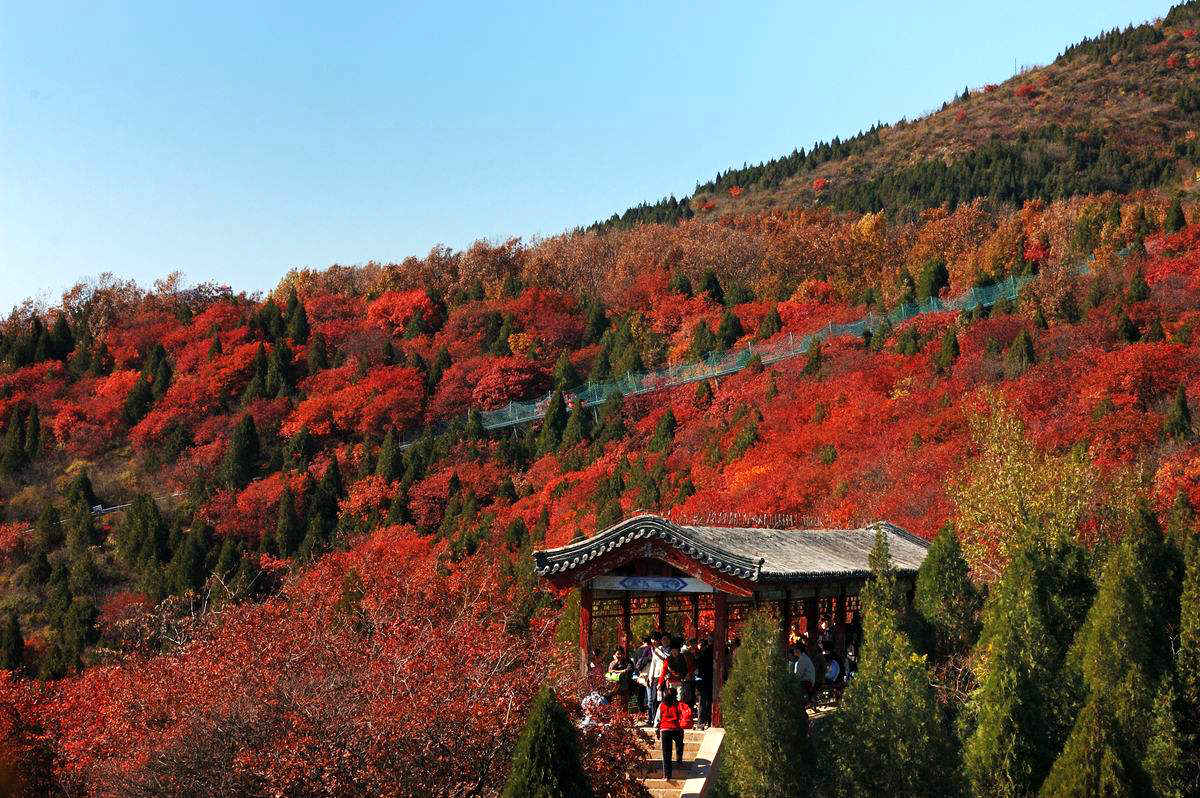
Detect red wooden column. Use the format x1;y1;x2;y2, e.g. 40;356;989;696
780;588;791;651
619;594;631;651
835;585;847;664
804;594;819;645
656;593;667;633
579;584;593;677
712;592;728;727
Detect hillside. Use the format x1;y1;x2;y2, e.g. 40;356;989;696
598;0;1200;228
4;4;1200;796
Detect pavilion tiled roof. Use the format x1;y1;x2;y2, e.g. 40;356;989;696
532;514;930;583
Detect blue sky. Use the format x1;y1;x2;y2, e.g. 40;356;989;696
0;0;1168;313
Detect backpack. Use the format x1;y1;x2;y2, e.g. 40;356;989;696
678;700;694;729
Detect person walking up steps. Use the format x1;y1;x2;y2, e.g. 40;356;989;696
654;688;692;781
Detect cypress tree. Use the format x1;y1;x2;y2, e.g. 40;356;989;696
648;409;676;452
552;353;581;392
31;506;63;555
912;526;980;663
687;321;718;361
376;428;401;483
917;256;949;302
275;486;301;557
933;328;960;376
1;406;24;474
65;470;99;512
698;270;724;305
668;272;693;297
1045;506;1180;792
722;608;813;797
60;597;98;663
500;685;592;798
594;393;625;445
582;302;608;345
0;611;23;672
122;375;154;425
756;306;782;340
222;414;260;490
559;401;590;449
286;296;310;343
1166;196;1187;235
22;406;40;460
67;550;98;597
1116;312;1141;343
717;309;744;349
964;540;1095;797
694;379;713;407
168;530;209;594
43;563;72;629
1004;329;1037;377
117;494;169;566
536;391;568;455
819;530;960;797
504;518;529;551
801;341;823;377
1145;316;1167;342
1165;385;1194;441
150;358;172;400
1178;533;1200;770
307;332;330;374
1127;270;1151;304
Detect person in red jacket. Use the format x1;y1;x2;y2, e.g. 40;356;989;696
654;688;692;780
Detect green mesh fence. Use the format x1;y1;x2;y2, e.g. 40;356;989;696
479;274;1036;430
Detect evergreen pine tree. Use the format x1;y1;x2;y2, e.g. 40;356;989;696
0;611;23;672
694;379;713;407
698;270;724;305
934;328;960;376
222;414;260;490
668;272;693;297
0;406;24;474
1127;270;1151;304
964;540;1095;797
1145;316;1167;342
1116;312;1141;343
1004;329;1037;377
307;332;329;374
536;391;568;455
552;352;582;391
648;409;676;452
687;321;718;361
67;550;98;596
1166;196;1187;235
1165;385;1194;441
500;685;593;798
286;295;310;343
275;486;302;557
819;530;960;797
722;608;813;797
376;428;401;483
1178;533;1200;778
582;302;608;345
594;393;625;445
122;375;154;425
559;401;590;449
756;306;782;340
717;309;744;349
917;257;949;302
801;341;823;377
22;405;40;460
1045;506;1181;792
913;526;980;663
31;506;63;555
168;530;209;594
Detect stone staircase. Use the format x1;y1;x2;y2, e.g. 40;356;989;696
636;727;723;798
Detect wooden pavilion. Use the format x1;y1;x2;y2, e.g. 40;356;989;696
532;513;930;724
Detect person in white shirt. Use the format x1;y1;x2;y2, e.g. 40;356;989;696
646;632;672;726
791;643;816;703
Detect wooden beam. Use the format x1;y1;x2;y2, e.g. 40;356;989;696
543;541;756;596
